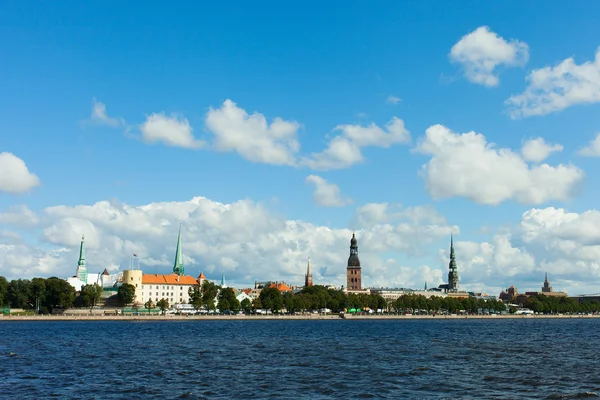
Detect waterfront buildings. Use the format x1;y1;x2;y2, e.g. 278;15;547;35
499;274;567;304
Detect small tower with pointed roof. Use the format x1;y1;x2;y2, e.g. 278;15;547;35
447;234;459;292
220;272;227;288
346;232;362;290
305;257;313;287
75;235;88;283
172;225;184;277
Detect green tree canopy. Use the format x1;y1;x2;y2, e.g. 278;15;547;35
118;283;136;306
157;298;169;314
79;284;103;308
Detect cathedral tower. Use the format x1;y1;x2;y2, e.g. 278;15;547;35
346;233;362;290
447;234;459;292
75;235;88;283
173;225;184;276
305;257;313;287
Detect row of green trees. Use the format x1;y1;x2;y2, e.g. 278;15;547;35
523;294;600;314
0;277;76;313
391;294;506;313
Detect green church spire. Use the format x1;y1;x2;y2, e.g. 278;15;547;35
220;272;227;288
173;225;184;276
76;235;88;283
78;235;86;267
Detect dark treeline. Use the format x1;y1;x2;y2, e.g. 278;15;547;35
523;294;600;314
0;277;76;313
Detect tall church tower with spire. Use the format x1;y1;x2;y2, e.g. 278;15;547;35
346;233;362;290
75;235;88;283
173;225;184;276
305;257;313;287
447;234;459;292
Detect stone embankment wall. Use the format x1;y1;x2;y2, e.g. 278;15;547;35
1;314;599;321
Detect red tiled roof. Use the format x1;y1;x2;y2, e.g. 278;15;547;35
142;273;198;285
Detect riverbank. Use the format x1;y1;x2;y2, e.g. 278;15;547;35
1;314;599;321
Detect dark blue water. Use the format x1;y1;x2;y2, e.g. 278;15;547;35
1;319;599;399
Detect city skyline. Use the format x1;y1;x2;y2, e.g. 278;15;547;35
1;2;600;295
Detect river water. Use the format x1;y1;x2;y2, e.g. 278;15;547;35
1;319;599;399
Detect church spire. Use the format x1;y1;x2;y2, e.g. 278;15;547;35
172;224;184;276
220;272;227;288
76;235;88;283
305;257;313;287
447;234;459;292
78;235;86;267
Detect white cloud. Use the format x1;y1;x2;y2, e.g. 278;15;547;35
449;26;529;87
506;47;600;118
521;137;563;162
140;113;204;149
578;133;600;157
90;98;123;127
5;196;600;294
415;125;584;205
305;175;352;207
0;204;39;226
205;99;300;165
0;152;40;194
301;117;410;170
386;95;401;105
0;196;454;290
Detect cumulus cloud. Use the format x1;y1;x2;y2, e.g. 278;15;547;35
0;196;455;289
205;99;301;165
0;152;40;194
305;175;352;207
506;47;600;118
5;195;600;294
0;204;39;226
414;125;584;205
140;113;204;149
90;98;124;127
301;117;411;170
449;26;529;87
521;137;563;163
578;133;600;157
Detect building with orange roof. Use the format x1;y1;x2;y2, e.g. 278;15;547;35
268;282;292;292
124;227;207;306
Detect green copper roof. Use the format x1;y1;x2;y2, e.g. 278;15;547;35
77;235;86;267
220;272;226;287
172;225;184;276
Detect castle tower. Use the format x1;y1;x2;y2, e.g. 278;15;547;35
447;234;459;292
305;257;313;287
346;233;362;290
75;235;88;284
172;225;184;276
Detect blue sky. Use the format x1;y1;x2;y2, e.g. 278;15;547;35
2;1;600;295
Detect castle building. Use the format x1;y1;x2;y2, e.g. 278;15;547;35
304;257;313;287
123;226;206;306
346;233;362;291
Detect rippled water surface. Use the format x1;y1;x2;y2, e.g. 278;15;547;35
1;319;600;399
